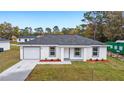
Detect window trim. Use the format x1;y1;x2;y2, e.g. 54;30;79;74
92;47;99;57
119;46;123;51
74;48;81;57
114;46;117;49
109;45;113;48
49;47;56;57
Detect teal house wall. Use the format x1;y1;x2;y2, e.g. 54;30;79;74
106;42;124;55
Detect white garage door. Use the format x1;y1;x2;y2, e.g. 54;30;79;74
23;46;40;59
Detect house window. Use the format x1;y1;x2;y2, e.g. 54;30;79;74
19;38;20;41
119;46;123;51
25;39;27;42
49;47;56;56
74;48;81;57
114;46;117;49
110;45;113;48
92;47;99;57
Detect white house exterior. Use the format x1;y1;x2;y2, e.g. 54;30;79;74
0;38;10;51
19;35;107;62
116;40;124;43
17;36;36;43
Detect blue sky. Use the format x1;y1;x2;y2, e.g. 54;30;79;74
0;11;84;30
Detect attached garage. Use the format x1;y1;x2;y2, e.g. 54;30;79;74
23;46;40;60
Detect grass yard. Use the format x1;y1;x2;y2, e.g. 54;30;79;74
26;57;124;81
0;46;20;73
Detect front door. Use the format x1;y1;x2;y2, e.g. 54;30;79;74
64;48;70;60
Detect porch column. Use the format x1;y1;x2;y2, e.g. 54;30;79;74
20;46;23;60
60;47;64;61
83;48;87;61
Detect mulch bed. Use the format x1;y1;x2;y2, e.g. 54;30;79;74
87;60;110;63
39;60;61;62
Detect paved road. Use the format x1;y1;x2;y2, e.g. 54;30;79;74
0;60;37;81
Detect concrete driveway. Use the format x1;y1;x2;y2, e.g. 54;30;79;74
0;60;37;81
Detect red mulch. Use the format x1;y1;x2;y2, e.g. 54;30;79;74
39;60;61;62
87;60;110;63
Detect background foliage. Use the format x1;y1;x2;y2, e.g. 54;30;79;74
0;11;123;42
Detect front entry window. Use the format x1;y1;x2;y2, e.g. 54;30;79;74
49;47;56;56
74;48;81;57
92;47;99;57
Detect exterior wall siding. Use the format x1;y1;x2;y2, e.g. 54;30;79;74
0;41;10;51
84;46;107;60
17;38;34;42
69;48;84;60
40;46;61;60
20;45;107;61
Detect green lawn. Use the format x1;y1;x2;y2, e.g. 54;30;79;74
0;46;20;73
26;57;124;81
0;46;124;81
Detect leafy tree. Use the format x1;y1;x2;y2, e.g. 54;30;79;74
34;27;44;35
104;11;123;41
82;11;107;41
82;11;123;42
53;26;60;34
0;22;20;39
45;27;52;34
61;27;68;34
12;26;20;37
21;27;33;36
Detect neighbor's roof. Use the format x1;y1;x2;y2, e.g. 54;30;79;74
19;36;36;38
0;38;9;41
20;35;104;45
116;40;124;43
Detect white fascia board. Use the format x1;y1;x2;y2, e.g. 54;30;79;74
18;44;59;47
58;45;90;48
90;45;107;47
19;44;89;47
0;41;10;43
58;45;107;47
19;44;107;47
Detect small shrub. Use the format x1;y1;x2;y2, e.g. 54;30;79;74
89;58;92;61
51;59;53;61
95;59;99;61
101;59;104;61
57;58;60;61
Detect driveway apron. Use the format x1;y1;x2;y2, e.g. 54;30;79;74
0;60;37;81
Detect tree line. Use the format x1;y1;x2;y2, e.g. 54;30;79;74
0;22;82;39
0;11;123;42
81;11;124;42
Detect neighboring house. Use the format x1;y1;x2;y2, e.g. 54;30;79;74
116;40;124;43
17;36;36;43
107;41;124;55
19;35;107;61
0;38;10;52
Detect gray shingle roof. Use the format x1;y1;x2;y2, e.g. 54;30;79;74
0;38;9;41
20;35;104;45
19;36;36;38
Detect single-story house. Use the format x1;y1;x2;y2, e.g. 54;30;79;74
17;36;36;43
0;38;10;52
19;35;107;62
